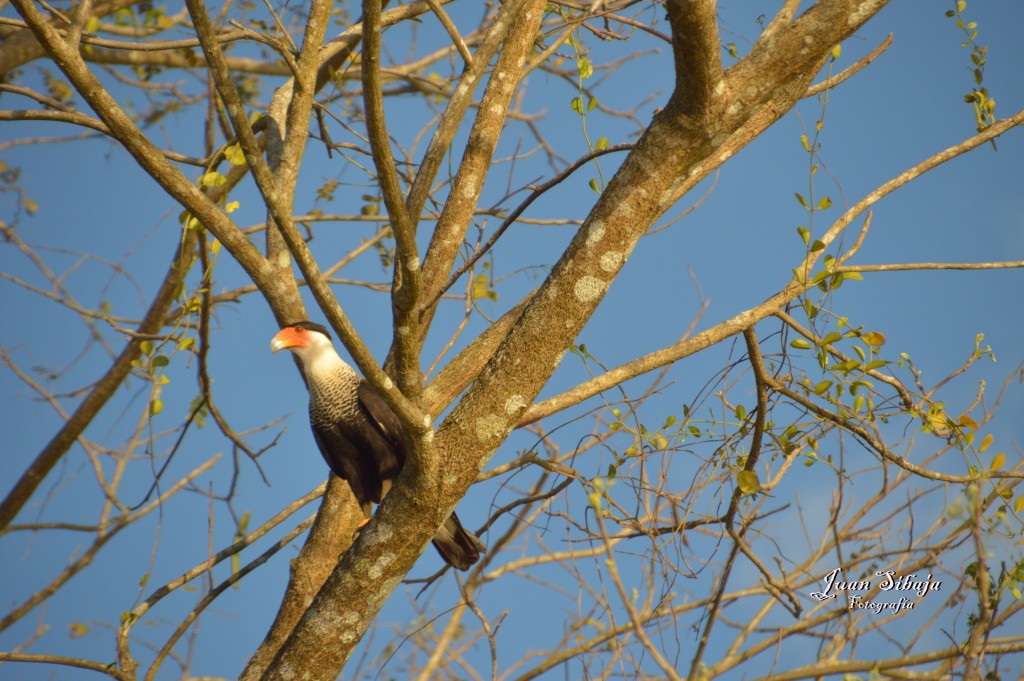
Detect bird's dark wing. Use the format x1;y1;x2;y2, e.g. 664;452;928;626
355;381;408;459
356;383;487;570
310;423;376;508
308;382;404;508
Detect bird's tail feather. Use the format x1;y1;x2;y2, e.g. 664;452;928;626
432;512;485;571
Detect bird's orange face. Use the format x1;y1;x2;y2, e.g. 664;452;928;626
270;325;313;353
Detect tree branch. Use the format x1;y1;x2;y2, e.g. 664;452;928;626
361;0;422;397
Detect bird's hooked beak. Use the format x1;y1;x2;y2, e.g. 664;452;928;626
270;327;302;353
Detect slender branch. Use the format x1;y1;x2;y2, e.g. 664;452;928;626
2;455;219;637
362;0;422;397
835;260;1024;273
0;653;132;681
774;309;915;411
0;231;198;531
595;507;684;681
132;483;325;621
184;0;281;213
804;33;893;97
143;513;317;681
747;641;1024;681
415;0;548;337
402;0;534;221
422;143;633;314
10;0;273;290
79;28;249;51
425;0;473;66
0;110;207;165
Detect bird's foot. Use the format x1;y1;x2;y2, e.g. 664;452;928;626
351;517;370;540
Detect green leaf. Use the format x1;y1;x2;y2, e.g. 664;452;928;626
150;399;164;416
835;359;861;373
817;196;832;210
594;136;609;150
861;331;886;347
140;340;154;356
570;97;583;114
810;239;826;252
797;226;810;246
737;470;760;496
794;192;808;209
991;452;1005;472
813;380;832;395
803;298;818;319
472;274;498;301
820;331;843;346
224;143;247;166
790;338;813;350
588;178;600;192
577;58;593;79
800;134;810;151
200;171;227;187
587;96;597;112
735;405;747;421
68;621;90;639
151;355;169;368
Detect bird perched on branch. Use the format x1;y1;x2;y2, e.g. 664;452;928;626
271;321;485;570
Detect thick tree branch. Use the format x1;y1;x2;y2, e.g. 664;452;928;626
665;0;724;121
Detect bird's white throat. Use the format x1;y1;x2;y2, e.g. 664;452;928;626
302;344;351;384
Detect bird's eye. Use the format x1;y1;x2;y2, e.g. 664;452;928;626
295;326;304;333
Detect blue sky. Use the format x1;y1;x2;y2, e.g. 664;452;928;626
1;2;1023;679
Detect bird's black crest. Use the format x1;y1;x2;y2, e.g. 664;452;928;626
283;320;331;340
